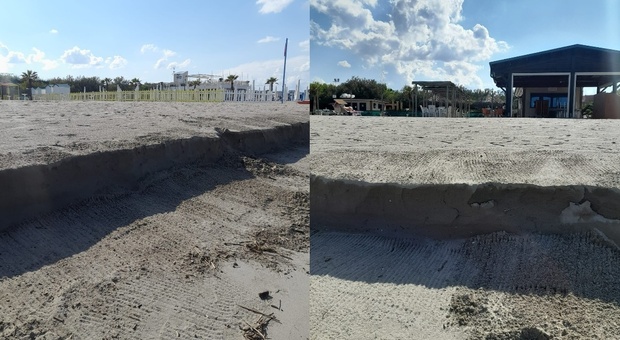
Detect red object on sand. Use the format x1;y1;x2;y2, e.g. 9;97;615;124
297;100;310;104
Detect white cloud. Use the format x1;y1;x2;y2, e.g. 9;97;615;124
153;49;178;69
257;0;294;13
297;60;310;72
61;46;103;67
49;29;58;34
154;58;167;69
6;51;27;64
141;44;157;53
162;49;176;58
310;0;509;87
216;54;310;90
299;39;309;52
0;45;58;71
258;36;280;43
167;59;191;70
30;48;58;70
338;60;351;68
106;56;128;69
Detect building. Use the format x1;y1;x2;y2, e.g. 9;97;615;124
0;82;19;99
32;84;70;96
171;71;252;91
335;98;386;112
490;44;620;118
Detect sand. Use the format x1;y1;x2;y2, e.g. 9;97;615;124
0;101;309;230
0;101;307;170
0;101;309;339
310;116;620;339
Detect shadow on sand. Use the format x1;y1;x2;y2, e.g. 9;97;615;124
310;228;620;307
0;145;307;280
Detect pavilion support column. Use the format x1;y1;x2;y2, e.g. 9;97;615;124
568;72;576;118
505;73;513;118
446;86;449;117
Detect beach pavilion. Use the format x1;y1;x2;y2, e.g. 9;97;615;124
411;81;469;117
490;44;620;118
0;82;19;100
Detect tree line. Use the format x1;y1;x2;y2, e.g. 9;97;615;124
310;76;506;112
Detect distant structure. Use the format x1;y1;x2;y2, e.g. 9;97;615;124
490;44;620;118
169;71;252;92
31;84;70;96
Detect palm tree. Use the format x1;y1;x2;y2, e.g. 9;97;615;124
103;77;112;91
130;78;141;90
265;77;278;92
113;76;125;90
226;74;238;92
189;79;201;89
21;70;39;99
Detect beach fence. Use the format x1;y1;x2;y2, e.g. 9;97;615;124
32;88;292;103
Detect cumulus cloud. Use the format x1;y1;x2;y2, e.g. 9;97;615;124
258;36;280;43
106;56;128;69
338;60;351;68
167;58;191;69
299;39;309;51
61;46;103;67
153;49;179;69
310;0;509;87
49;29;58;34
257;0;294;13
30;48;58;70
140;44;157;53
216;54;309;90
0;44;58;71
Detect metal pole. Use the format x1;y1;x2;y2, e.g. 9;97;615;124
281;38;288;103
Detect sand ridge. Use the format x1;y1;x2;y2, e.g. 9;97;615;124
0;101;308;170
0;147;309;339
310;116;620;339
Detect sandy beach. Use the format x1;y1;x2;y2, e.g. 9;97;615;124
310;116;620;339
0;101;307;170
0;101;309;339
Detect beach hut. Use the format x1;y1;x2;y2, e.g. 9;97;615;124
0;82;19;100
490;44;620;118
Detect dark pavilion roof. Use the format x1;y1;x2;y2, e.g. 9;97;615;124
490;44;620;88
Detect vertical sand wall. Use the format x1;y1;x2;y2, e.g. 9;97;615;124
311;176;620;245
0;122;309;230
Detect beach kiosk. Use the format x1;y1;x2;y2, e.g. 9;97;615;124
490;44;620;118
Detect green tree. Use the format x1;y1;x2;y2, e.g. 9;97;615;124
226;74;238;92
309;81;336;111
265;77;278;92
189;79;202;89
113;76;127;90
21;70;39;99
130;78;141;89
338;77;384;100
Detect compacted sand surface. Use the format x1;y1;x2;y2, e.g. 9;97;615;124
0;101;309;339
310;116;620;339
0;101;307;170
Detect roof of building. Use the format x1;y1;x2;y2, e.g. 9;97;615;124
490;44;620;88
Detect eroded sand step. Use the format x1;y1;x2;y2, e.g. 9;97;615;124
0;122;309;230
311;176;620;246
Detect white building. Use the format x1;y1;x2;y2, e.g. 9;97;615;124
32;84;70;95
171;71;252;91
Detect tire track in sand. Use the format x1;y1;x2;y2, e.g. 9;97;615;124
310;230;620;339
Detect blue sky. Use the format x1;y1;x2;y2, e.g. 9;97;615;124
0;0;309;90
310;0;620;91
